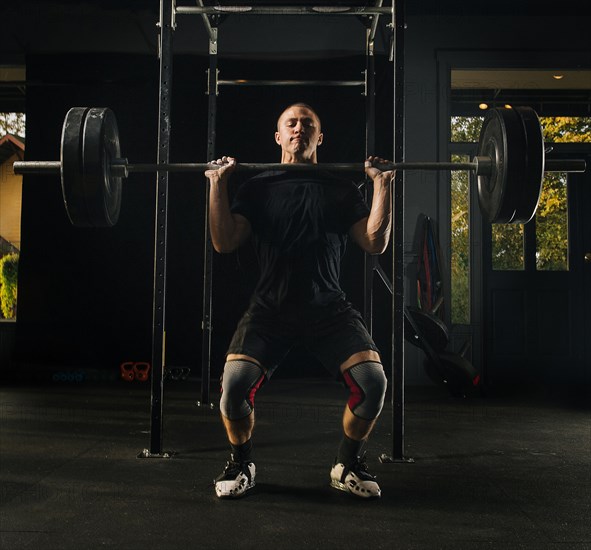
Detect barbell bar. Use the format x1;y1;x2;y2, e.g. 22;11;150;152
13;106;587;228
14;158;585;176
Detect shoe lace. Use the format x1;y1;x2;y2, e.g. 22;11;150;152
223;460;242;476
222;456;253;481
350;452;376;481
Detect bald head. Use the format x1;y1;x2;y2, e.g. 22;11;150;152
275;104;324;164
276;103;322;131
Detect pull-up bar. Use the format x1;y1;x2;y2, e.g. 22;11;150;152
176;5;393;16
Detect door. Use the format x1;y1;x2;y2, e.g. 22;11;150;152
482;145;591;387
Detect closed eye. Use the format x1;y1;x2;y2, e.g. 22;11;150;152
285;118;315;128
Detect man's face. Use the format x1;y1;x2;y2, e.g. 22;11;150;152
275;106;324;161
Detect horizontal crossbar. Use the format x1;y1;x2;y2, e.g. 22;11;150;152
176;6;393;16
218;79;365;87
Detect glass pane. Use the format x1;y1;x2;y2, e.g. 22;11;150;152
0;113;26;138
0;112;25;320
451;116;484;143
492;224;525;271
450;154;470;324
536;173;568;271
541;117;591;143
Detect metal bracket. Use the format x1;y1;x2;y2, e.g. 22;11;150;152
156;0;177;60
209;27;218;55
387;23;395;62
366;27;375;57
379;453;415;464
137;449;176;459
206;68;220;96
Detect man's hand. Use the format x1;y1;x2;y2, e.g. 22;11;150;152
350;156;395;255
364;156;395;185
205;156;237;184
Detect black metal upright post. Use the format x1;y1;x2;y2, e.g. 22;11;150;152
141;0;174;458
200;26;218;408
363;25;377;333
391;0;407;462
380;0;410;464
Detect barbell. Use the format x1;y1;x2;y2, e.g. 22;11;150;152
13;106;586;228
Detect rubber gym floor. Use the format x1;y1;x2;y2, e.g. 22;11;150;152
0;375;589;550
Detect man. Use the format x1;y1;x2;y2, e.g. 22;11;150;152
205;103;394;499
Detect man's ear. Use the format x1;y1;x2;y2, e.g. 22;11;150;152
275;131;282;145
317;132;324;146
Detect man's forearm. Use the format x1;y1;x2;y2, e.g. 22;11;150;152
209;180;238;253
365;178;392;254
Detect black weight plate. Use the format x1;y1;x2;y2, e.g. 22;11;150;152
404;306;449;353
81;107;123;227
512;107;544;224
438;351;480;387
61;107;91;226
477;108;526;224
423;351;480;398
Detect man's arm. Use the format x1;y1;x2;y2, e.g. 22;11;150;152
349;157;395;255
205;156;252;253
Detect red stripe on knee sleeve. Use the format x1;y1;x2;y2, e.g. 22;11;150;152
247;374;266;409
343;370;364;412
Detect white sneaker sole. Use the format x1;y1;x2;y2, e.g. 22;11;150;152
330;479;348;492
215;479;255;499
330;469;381;499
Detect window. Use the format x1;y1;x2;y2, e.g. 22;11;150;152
450;153;470;323
0;112;25;320
492;224;525;271
450;116;484;324
451;114;589;282
535;172;568;271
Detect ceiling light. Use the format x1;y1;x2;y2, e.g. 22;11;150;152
504;104;512;109
552;74;564;80
479;103;488;110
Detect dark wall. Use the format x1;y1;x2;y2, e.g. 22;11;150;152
15;53;394;379
17;54;161;370
13;7;589;384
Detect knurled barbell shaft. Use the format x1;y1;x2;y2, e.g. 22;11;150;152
13;161;62;174
12;157;586;177
126;161;481;173
13;160;478;175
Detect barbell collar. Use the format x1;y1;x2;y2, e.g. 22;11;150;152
472;156;493;176
110;158;129;178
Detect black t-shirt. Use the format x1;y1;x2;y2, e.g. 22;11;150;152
230;170;370;313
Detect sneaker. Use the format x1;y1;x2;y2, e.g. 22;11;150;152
214;456;256;498
330;454;381;498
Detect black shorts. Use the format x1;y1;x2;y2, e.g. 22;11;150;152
226;300;380;378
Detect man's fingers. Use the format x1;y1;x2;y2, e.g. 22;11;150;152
365;156;395;182
205;156;237;180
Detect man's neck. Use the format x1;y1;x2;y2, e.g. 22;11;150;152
281;152;318;164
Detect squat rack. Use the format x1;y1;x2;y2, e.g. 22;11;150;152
142;0;408;463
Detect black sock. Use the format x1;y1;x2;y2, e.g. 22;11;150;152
231;439;253;464
337;435;364;466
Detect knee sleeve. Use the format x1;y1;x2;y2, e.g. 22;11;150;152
343;361;387;420
220;360;266;420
